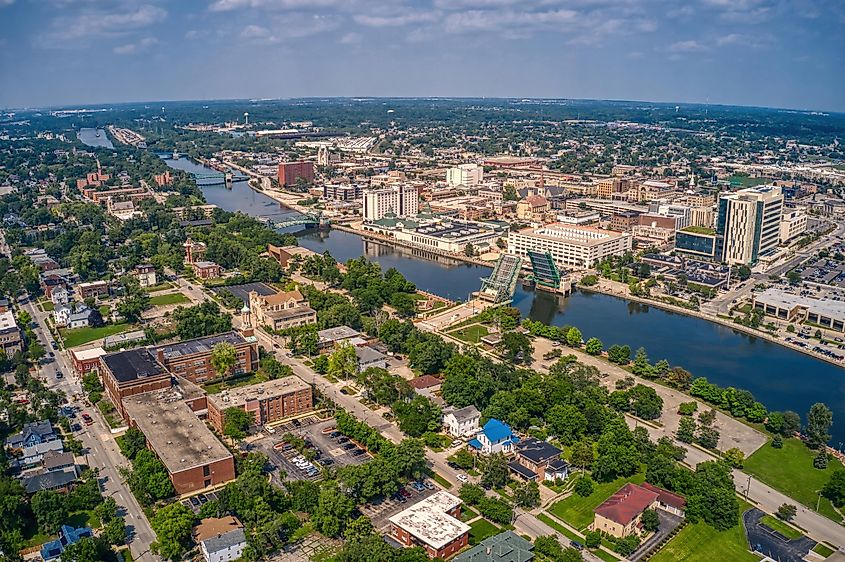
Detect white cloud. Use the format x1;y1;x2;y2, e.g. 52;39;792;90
40;4;167;44
339;32;362;45
354;11;440;27
238;14;339;43
0;0;15;7
113;36;158;55
443;9;578;34
210;0;341;11
667;39;708;53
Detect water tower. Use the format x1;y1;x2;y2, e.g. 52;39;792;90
243;112;249;126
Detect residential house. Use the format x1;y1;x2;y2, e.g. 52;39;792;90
355;345;388;372
509;437;569;482
193;261;222;280
50;285;69;306
24;467;79;494
317;325;365;350
408;375;442;397
22;440;64;466
194;516;248;562
133;264;157;287
0;308;23;356
5;420;57;449
74;280;111;300
468;419;518;455
40;525;93;561
442;405;481;438
641;482;686;517
453;530;534;562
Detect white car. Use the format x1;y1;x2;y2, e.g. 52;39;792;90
456;473;468;483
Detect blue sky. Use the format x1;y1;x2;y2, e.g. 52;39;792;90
0;0;843;111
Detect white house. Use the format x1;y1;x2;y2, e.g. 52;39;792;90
67;308;94;329
468;418;518;455
443;405;481;438
195;517;247;562
53;305;72;328
50;286;69;306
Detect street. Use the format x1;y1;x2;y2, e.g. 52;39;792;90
24;299;161;562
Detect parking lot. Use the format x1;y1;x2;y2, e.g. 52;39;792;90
359;480;438;530
254;416;372;483
180;490;221;514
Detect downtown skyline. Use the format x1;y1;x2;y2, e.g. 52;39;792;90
0;0;844;112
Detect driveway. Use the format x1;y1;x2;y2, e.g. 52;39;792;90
628;511;684;562
744;508;816;562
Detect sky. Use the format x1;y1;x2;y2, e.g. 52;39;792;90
0;0;843;112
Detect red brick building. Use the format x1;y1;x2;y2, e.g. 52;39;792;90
389;491;470;559
70;347;106;376
192;261;222;280
206;376;313;432
99;348;171;422
277;161;314;188
153;331;258;385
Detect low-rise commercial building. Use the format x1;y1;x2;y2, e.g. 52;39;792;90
74;280;111;300
753;289;845;332
123;386;235;495
675;227;718;261
207;376;313;432
70;347;106;376
267;244;319;268
366;215;505;254
317;325;365;350
154;331;258;384
389;491;470;559
591;482;685;538
508;224;633;269
0;308;23;356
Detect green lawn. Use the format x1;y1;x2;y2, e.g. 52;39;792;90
144;282;174;293
448;323;489;344
744;438;843;521
469;519;500;545
459;506;478;522
60;322;131;347
759;515;802;540
548;472;645;530
650;502;758;562
537;514;619;561
729;175;769;188
432;472;453;489
149;293;189;306
41;300;55;311
98;305;111;316
203;372;268;394
813;543;835;558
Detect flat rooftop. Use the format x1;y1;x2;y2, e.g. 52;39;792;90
123;388;232;473
755;288;845;319
71;347;106;361
155;331;247;361
388;491;470;550
207;375;311;409
0;309;18;331
101;348;168;384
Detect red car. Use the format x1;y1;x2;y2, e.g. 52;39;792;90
82;413;93;425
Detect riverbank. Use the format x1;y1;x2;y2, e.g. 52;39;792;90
582;280;845;370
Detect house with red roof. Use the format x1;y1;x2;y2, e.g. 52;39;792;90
591;483;659;538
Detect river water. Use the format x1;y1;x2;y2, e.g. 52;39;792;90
78;128;114;149
164;157;845;445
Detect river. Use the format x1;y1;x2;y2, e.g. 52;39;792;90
78;128;114;149
164;156;845;445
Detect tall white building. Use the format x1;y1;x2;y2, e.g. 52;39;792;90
508;224;633;269
363;185;419;221
446;164;483;188
716;185;784;265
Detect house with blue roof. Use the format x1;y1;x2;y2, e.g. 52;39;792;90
5;420;56;450
40;525;93;560
468;419;518;455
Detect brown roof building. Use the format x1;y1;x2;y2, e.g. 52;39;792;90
591;483;659;538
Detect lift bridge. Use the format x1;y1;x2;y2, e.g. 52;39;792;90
260;212;327;230
478;253;522;304
191;171;249;186
526;250;572;295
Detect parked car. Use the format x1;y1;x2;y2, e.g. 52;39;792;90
197;494;208;504
189;496;201;507
329;431;341;438
56;372;63;379
570;541;584;551
342;443;356;450
423;480;435;490
273;442;287;451
456;473;468;483
71;423;82;432
81;413;93;425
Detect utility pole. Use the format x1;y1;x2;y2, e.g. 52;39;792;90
745;474;751;500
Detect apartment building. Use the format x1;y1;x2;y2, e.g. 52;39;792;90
0;309;23;356
389;492;470;559
363;185;419;221
153;331;258;384
508;224;633;269
716;185;784;265
277;161;315;188
206;376;313;432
